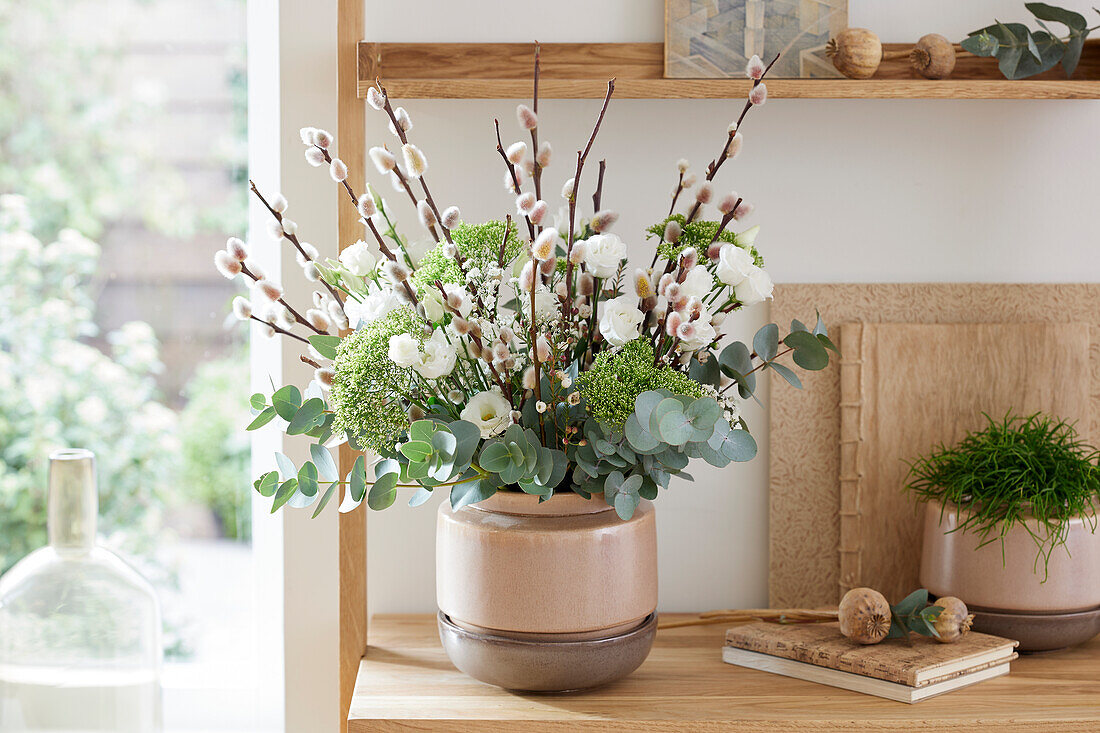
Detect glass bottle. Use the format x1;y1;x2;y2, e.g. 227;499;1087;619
0;449;162;732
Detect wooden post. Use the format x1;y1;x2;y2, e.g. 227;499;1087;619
337;0;366;730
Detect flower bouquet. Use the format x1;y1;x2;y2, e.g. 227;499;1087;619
216;49;835;523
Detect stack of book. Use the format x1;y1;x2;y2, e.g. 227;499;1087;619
723;621;1018;703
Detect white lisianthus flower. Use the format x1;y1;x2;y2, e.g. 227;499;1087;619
359;286;402;323
734;266;774;306
678;316;717;351
715;243;756;286
460;388;514;439
584;233;628;278
421;288;446;323
737;225;760;248
599;294;644;347
414;329;457;379
339;239;376;276
679;265;714;301
388;333;421;367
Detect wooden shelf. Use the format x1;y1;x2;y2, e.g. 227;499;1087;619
357;41;1100;100
349;614;1100;731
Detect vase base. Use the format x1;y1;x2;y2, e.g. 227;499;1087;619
969;604;1100;652
437;611;657;692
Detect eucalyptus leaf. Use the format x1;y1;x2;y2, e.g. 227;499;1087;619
246;407;277;431
287;398;325;435
310;443;338;482
408;487;434;507
311;481;339;518
753;323;779;362
450;479;496;510
767;361;803;389
307;334;342;359
250;393;267;410
272;385;302;421
271;478;298;513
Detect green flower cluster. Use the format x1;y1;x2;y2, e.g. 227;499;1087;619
410;220;525;296
331;306;422;453
576;337;704;428
646;214;764;265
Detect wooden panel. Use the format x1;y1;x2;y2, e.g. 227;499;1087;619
348;614;1100;731
338;0;367;730
357;41;1100;99
840;323;1090;602
769;284;1100;608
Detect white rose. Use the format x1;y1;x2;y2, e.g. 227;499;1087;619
679;316;717;351
584;233;627;278
734;265;774;306
715;243;755;286
421;289;446;323
387;333;420;367
679;265;714;301
358;286;402;323
599;294;644;347
415;329;457;379
339;240;376;276
460;388;514;438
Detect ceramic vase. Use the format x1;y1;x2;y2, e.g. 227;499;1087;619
920;499;1100;651
436;490;658;691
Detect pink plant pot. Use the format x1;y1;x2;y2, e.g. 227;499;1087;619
435;490;658;690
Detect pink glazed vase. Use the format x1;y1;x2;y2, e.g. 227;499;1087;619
436;490;658;691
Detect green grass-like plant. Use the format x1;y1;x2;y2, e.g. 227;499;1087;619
906;412;1100;575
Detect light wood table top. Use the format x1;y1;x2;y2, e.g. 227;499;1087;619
348;614;1100;732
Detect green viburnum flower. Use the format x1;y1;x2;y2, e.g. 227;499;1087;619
331;305;422;452
646;214;764;266
410;220;526;296
577;337;704;428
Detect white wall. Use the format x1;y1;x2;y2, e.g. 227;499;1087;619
362;0;1100;616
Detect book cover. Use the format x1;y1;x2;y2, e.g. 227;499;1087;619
725;621;1017;687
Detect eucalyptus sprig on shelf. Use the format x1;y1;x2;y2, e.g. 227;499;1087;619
906;412;1100;575
885;589;944;640
962;3;1100;79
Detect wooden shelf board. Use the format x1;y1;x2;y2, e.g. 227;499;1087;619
349;614;1100;732
358;41;1100;100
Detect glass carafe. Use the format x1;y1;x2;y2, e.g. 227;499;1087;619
0;449;162;732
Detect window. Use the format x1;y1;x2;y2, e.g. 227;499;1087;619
0;1;264;729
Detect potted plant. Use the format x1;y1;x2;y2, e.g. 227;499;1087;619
908;413;1100;651
215;48;835;691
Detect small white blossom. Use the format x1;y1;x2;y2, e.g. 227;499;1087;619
366;85;386;110
401;143;427;178
599;294;644;347
677;158;690;173
215;250;242;279
369;146;397;174
388;333;420;367
281;218;298;236
536;141;552;167
734;266;774;306
357;194;376;218
582;233;627;278
506;141;527;165
231;296;253;320
516;104;538;130
339;240;377;276
329;158;348;182
460;388;514;438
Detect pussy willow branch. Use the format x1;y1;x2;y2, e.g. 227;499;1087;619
668;170;685;217
434;281;512;400
529;42;544;207
375;79;453;246
528;243;547;444
250;315;311;344
497;215;513;267
563;78;615;323
249;180;344;312
238;260;324;335
684;53;779;225
494;118;537;241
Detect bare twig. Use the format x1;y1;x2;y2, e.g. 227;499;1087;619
529;42;544;205
250;315;311;345
497;215;514;267
494;118;537;241
563;79;616;323
238;259;324;335
592;159;606;213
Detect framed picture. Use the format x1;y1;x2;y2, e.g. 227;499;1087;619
665;0;848;78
